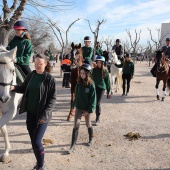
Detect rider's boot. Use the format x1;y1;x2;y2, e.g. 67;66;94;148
88;127;94;146
68;128;79;154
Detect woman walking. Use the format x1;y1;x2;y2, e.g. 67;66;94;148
11;54;57;170
92;56;111;125
68;63;96;154
114;53;134;96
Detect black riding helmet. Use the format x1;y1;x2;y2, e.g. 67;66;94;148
80;63;92;74
84;36;91;42
116;39;121;43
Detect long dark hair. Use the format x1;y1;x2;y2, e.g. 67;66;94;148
77;68;93;86
35;53;52;73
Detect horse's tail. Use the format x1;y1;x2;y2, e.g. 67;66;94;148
167;77;170;90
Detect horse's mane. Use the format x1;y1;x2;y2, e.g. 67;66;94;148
0;45;12;63
0;45;9;52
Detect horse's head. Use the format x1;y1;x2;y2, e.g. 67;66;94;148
0;46;17;103
155;50;164;68
71;42;83;67
108;51;119;63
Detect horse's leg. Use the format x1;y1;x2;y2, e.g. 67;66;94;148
162;79;167;101
155;79;160;100
67;92;75;121
0;125;11;162
112;75;115;94
115;76;118;93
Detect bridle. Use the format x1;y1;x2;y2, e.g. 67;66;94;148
157;56;169;73
0;61;14;87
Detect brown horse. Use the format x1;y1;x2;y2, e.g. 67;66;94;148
155;50;170;101
67;42;83;121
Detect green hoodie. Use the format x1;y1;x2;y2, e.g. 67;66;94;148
92;67;110;94
73;82;96;113
115;60;134;76
95;47;103;56
7;37;32;65
82;46;93;62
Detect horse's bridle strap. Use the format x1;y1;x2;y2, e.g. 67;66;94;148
0;60;13;86
0;81;13;86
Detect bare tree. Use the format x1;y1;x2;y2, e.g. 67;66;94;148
85;19;106;57
48;18;81;59
148;28;169;50
126;29;141;62
0;0;75;46
122;39;132;54
101;36;114;51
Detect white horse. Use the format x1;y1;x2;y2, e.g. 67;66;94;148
108;51;122;94
0;46;22;162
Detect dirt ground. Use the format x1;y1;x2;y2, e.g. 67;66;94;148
1;61;170;170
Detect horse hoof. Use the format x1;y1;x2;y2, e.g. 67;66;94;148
0;154;10;163
67;116;71;121
157;95;160;100
162;98;165;101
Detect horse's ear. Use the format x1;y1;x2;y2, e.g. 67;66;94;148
8;47;17;60
71;42;74;49
78;43;81;48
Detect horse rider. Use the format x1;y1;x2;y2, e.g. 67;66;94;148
82;36;93;65
162;38;170;59
94;42;103;61
151;38;170;77
112;39;124;62
7;20;32;76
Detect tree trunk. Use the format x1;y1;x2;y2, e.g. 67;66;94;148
0;28;10;46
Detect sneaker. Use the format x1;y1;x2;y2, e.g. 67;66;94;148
126;92;129;96
95;119;100;126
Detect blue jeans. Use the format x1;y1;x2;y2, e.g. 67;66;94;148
26;114;48;168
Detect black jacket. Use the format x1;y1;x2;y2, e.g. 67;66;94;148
13;70;57;124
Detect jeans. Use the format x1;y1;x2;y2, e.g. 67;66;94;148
122;73;132;94
96;87;105;120
26;114;48;168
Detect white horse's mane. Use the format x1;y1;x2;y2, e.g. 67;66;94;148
0;45;11;63
0;45;9;52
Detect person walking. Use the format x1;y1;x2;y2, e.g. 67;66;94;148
68;63;96;154
61;54;71;88
7;20;32;76
114;53;134;96
82;36;93;65
92;56;111;125
10;54;57;170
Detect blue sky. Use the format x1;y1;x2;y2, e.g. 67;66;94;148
3;0;170;48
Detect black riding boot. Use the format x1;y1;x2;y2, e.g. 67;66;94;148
68;128;79;154
88;127;94;146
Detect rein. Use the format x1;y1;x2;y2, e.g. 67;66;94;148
0;61;14;87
